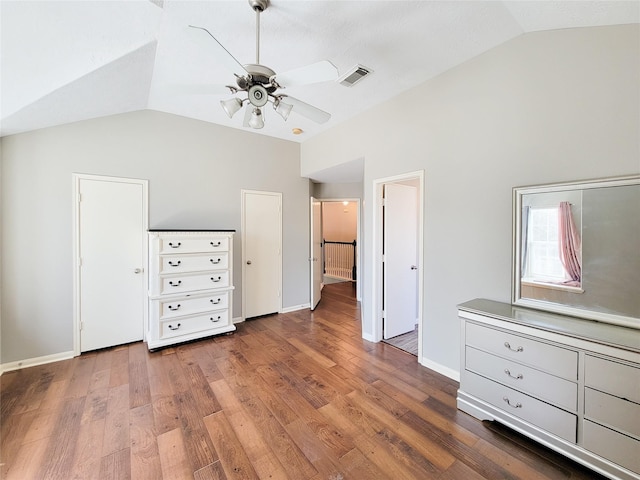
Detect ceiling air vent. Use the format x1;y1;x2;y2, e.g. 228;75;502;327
338;64;372;87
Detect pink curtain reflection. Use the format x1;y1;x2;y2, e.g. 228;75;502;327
558;201;582;286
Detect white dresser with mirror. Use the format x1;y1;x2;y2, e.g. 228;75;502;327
458;299;639;480
458;175;640;480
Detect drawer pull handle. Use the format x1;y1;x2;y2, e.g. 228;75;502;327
210;298;222;305
210;258;221;264
168;323;181;331
169;280;182;287
210;276;222;283
168;260;181;267
503;397;522;409
169;242;181;249
504;342;523;352
210;241;221;247
504;369;523;380
168;304;181;311
210;316;221;323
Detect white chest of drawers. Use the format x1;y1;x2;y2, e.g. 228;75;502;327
458;299;640;480
147;230;236;350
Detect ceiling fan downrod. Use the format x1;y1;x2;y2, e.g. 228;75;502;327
249;0;268;65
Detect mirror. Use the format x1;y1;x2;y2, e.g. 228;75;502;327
513;175;640;329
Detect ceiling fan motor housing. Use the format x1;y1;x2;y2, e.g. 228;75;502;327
248;85;269;107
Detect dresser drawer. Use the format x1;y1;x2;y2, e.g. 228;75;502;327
585;355;640;404
465;346;577;411
160;271;230;294
464;371;577;443
466;322;577;380
158;292;229;319
583;420;640;474
584;387;640;439
161;310;230;339
159;236;229;254
159;252;229;274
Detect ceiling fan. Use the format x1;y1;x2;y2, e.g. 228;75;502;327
187;0;339;130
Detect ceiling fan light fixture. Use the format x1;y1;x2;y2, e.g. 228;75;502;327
220;97;243;118
274;99;293;121
248;107;264;129
190;0;334;132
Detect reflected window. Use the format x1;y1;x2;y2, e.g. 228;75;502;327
524;207;567;282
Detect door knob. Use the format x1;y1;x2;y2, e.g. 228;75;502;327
410;265;417;270
134;268;143;274
246;260;252;265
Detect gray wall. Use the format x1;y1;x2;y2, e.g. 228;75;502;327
2;24;639;373
301;24;640;374
1;110;308;363
312;182;363;200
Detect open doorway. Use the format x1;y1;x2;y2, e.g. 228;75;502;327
322;200;358;284
310;197;361;309
373;171;424;358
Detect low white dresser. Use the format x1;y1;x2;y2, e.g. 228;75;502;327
147;230;236;350
458;299;640;480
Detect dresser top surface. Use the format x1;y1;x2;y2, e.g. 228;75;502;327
149;229;236;233
459;298;640;353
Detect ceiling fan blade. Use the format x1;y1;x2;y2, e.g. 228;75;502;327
283;96;331;124
275;60;338;88
186;25;248;76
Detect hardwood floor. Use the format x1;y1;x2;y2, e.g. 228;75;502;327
1;282;604;479
383;329;418;356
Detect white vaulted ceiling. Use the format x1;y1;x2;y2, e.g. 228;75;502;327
1;1;638;142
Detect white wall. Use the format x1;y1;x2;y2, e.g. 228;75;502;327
1;110;308;364
301;25;640;374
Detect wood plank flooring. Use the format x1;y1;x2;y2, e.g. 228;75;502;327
1;282;605;479
383;329;418;356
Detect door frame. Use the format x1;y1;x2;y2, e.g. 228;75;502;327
241;189;283;320
314;197;362;302
72;173;149;356
310;197;322;310
372;170;424;359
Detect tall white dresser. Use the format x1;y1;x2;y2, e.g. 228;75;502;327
458;299;640;480
147;230;236;350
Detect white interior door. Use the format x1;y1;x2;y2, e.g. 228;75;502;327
242;190;282;318
77;176;147;352
383;183;418;339
310;197;322;310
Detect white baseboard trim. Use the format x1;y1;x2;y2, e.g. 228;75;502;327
233;316;244;324
281;303;310;314
361;332;376;342
419;356;460;382
1;350;75;375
